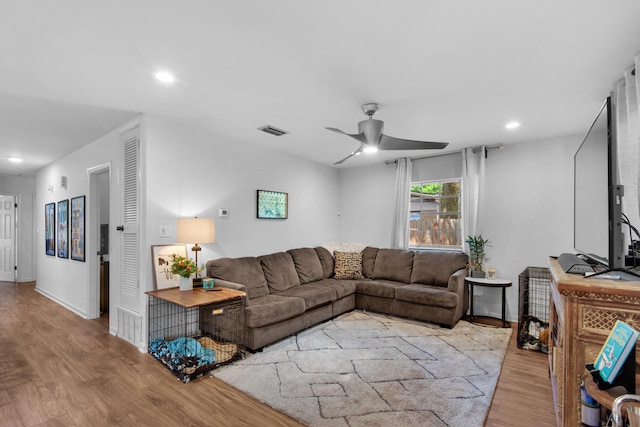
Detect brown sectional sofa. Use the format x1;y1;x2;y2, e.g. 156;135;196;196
205;246;469;351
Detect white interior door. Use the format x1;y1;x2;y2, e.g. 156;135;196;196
0;195;16;282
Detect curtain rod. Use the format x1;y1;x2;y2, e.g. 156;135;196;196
384;143;504;164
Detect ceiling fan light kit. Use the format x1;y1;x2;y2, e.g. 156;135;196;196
326;103;449;164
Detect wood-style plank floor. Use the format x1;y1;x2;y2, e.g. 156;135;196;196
0;282;556;426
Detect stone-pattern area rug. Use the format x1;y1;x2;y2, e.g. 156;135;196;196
212;311;512;427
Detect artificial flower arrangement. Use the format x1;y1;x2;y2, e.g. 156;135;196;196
170;255;203;278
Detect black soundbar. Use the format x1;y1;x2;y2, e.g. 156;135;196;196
558;253;595;274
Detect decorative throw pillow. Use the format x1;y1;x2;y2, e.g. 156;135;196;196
333;251;364;279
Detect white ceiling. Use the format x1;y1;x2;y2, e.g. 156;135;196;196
2;1;640;177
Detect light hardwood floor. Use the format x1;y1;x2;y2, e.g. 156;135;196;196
0;282;556;426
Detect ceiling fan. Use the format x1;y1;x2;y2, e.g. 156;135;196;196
326;103;449;165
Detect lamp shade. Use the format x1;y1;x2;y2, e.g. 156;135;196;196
176;218;215;244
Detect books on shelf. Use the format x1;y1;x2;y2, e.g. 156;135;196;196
594;320;639;383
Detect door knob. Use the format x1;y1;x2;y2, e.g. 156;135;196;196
116;225;124;231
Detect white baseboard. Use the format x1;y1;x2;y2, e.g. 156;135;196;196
34;286;87;318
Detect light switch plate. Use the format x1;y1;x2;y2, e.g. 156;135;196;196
159;225;171;237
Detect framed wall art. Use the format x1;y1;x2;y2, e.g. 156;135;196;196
45;202;55;256
257;189;288;219
71;196;86;262
151;244;188;290
57;199;69;258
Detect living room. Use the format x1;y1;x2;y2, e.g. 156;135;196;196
2;2;640;426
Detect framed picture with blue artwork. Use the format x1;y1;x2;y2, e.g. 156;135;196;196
71;195;85;262
257;189;288;219
45;202;55;256
57;199;69;258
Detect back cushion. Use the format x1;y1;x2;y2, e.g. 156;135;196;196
206;257;269;299
259;252;301;291
373;249;414;283
411;251;469;287
314;246;335;279
362;246;379;279
288;248;324;284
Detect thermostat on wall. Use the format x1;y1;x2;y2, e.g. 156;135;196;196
219;208;229;217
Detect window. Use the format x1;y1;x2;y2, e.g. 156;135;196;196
409;179;462;249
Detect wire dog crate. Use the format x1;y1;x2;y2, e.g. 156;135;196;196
147;288;245;383
518;266;551;351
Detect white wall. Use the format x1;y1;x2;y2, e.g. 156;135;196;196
35;130;121;318
337;134;583;321
0;175;36;281
337;162;397;246
144;115;340;288
476;135;582;321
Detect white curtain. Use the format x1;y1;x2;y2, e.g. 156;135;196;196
614;53;640;238
391;157;412;249
462;146;486;239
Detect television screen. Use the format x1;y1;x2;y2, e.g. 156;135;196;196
574;100;610;266
574;97;626;269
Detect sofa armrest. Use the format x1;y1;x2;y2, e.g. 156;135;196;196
212;279;250;302
447;268;470;321
447;268;468;295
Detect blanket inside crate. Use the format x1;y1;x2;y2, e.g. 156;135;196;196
150;337;216;374
149;336;240;376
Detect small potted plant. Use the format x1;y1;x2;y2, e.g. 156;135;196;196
170;255;203;291
465;235;491;278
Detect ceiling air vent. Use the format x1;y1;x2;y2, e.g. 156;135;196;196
258;125;289;136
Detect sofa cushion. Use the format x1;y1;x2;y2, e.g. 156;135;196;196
355;279;405;299
333;251;364;279
259;252;301;291
244;294;307;328
313;279;357;299
314;246;335;279
274;284;336;309
362;246;379;279
395;284;458;308
206;257;269;299
288;248;324;284
373;249;414;283
410;251;468;287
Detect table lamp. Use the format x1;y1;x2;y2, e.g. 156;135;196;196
176;217;215;285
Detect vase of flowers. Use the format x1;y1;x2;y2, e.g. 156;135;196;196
170;255;202;291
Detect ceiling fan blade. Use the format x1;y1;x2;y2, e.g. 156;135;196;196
334;145;364;165
325;127;368;144
379;134;449;151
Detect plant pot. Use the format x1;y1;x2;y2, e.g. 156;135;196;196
179;276;193;291
471;271;486;278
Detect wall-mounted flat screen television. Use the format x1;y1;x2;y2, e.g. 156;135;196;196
574;96;625;269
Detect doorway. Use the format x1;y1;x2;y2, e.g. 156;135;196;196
88;164;111;321
0;195;16;282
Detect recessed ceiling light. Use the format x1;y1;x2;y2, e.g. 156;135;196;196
8;157;23;163
154;71;176;83
505;121;520;130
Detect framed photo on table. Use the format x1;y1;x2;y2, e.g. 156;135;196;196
45;202;55;256
57;199;69;258
71;196;85;262
151;244;188;290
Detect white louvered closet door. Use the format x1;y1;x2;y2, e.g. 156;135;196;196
119;129;140;312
